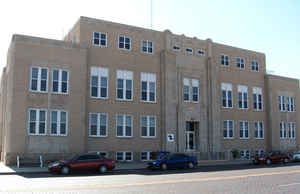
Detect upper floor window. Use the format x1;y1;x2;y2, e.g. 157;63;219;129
116;114;133;137
186;48;193;55
221;83;233;108
141;73;156;102
239;121;249;139
221;55;230;66
223;120;234;138
142;40;153;54
238;85;248;109
119;36;131;50
280;122;287;139
278;96;286;112
51;110;68;136
52;69;69;94
28;109;47;135
287;96;295;112
288;122;296;139
183;78;199;102
116;70;133;100
251;60;259;72
197;49;205;56
93;32;107;47
141;115;156;137
30;67;48;92
91;67;108;99
253;87;263;111
254;121;264;139
89;113;108;137
236;58;245;69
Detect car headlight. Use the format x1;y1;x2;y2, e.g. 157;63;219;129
152;162;157;165
49;163;60;167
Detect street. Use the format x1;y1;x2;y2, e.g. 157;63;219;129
1;163;300;194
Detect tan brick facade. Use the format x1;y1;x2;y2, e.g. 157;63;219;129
0;16;299;164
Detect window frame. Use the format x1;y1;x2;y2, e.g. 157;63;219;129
140;115;156;138
185;48;193;55
29;66;49;93
239;121;249;139
140;73;156;103
236;57;245;69
221;55;230;66
116;151;133;162
90;67;109;99
140;151;154;161
223;120;234;139
89;113;108;137
197;49;205;56
116;114;133;138
251;60;259;72
253;87;263;111
28;108;47;136
118;35;131;51
50;109;68;136
254;121;264;139
238;85;248;109
52;69;69;94
116;70;133;101
93;32;107;47
141;40;154;54
221;83;233;108
280;121;287;139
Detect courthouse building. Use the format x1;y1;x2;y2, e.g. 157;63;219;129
0;16;299;165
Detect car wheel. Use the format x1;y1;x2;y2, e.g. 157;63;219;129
188;162;194;169
283;158;289;164
61;166;70;175
266;159;272;165
99;165;108;174
161;163;167;171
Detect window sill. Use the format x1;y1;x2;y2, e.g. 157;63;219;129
52;92;69;95
49;134;68;137
29;90;48;94
89;135;108;138
141;136;156;139
116;136;133;138
223;137;235;140
90;96;109;100
116;98;133;102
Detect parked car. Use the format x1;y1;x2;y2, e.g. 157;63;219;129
252;151;291;165
148;153;198;170
48;152;115;174
291;152;300;162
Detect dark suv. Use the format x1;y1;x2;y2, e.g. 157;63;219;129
48;153;115;174
253;151;291;165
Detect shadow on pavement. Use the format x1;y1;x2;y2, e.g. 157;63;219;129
17;162;300;179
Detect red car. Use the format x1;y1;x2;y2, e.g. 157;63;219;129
48;153;115;174
253;151;291;165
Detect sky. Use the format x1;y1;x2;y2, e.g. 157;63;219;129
0;0;299;80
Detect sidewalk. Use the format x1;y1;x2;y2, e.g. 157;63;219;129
0;160;251;175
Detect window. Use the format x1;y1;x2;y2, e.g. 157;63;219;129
251;60;259;72
173;45;181;51
30;67;48;92
186;48;193;55
117;70;133;100
288;122;296;139
116;114;133;137
278;96;286;112
197;49;205;56
240;150;250;160
239;121;249;139
116;152;133;161
89;113;108;137
238;85;248;109
50;110;68;136
90;67;108;98
52;69;68;94
142;40;153;54
192;79;199;102
223;120;234;138
28;109;47;135
287;96;295;112
254;121;264;139
255;150;264;156
221;83;233;108
236;58;245;69
141;116;156;137
253;87;263;111
141;152;154;161
141;73;156;102
119;36;131;50
280;122;287;139
183;78;190;102
93;32;107;47
221;55;230;66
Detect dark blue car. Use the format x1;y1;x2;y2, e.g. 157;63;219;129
148;153;198;170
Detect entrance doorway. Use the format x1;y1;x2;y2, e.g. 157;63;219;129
185;121;199;151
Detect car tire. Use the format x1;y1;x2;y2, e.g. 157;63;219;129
266;159;272;165
161;163;167;171
283;158;289;164
188;162;195;169
61;166;70;175
99;165;108;174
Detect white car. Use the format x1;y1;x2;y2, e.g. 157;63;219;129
292;153;300;162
